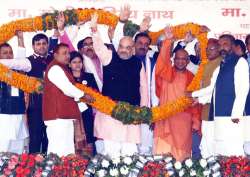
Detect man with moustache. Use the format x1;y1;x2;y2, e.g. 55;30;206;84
191;38;222;158
42;43;93;156
57;5;131;92
133;32;156;155
191;34;249;156
77;37;103;91
0;32;29;154
0;33;53;153
90;13;148;157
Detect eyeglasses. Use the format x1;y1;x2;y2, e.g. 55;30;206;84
82;42;93;49
206;47;217;51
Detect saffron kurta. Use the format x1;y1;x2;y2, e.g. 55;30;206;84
154;40;200;161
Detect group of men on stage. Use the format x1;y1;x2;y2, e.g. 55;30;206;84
0;5;250;160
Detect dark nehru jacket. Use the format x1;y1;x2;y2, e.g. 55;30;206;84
102;51;142;106
26;53;53;153
0;82;25;114
214;53;240;117
27;54;53;110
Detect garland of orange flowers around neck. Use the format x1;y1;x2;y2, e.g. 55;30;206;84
0;8;208;123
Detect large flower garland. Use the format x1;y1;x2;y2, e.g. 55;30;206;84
0;8;208;124
0;64;43;93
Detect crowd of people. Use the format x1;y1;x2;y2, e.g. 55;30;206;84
0;5;250;161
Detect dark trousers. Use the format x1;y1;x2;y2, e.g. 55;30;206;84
82;107;97;155
192;131;201;159
27;108;48;154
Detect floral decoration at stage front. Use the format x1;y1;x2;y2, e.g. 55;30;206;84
0;152;249;177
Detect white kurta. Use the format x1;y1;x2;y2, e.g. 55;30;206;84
138;50;157;155
192;57;249;156
0;114;29;153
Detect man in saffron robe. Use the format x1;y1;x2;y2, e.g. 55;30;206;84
154;27;200;161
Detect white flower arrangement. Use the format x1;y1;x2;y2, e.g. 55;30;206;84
120;165;129;175
101;159;110;168
109;168;119;176
199;158;208;168
164;156;173;163
203;169;211;176
185;158;193;168
123;157;132;165
112;157;120;166
190;169;196;176
179;168;185;176
174;161;182;170
97;169;106;177
84;154;223;177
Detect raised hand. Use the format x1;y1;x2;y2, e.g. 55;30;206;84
56;11;65;31
164;25;174;40
53;29;60;38
81;93;95;104
16;30;24;47
184;31;194;44
119;4;131;22
108;26;115;41
139;16;151;32
200;25;210;33
90;12;98;33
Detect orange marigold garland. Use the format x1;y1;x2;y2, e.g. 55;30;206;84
0;8;209;124
187;32;208;91
152;97;193;122
0;63;42;93
75;83;116;115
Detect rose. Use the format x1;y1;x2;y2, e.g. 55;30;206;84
203;170;210;176
199;158;208;168
34;167;43;177
101;159;110;168
10;155;18;164
190;169;196;176
41;171;49;176
164;156;173;163
167;170;175;176
97;169;106;177
3;168;12;176
123;157;132;165
24;168;31;175
35;154;44;163
46;160;54;165
8;163;16;170
185;159;193;168
27;160;35;167
174;161;182;170
179;169;185;177
112;157;120;166
120;166;129;175
20;154;29;162
15;167;24;174
45;166;52;171
109;168;119;176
